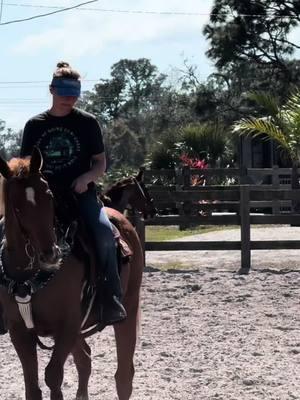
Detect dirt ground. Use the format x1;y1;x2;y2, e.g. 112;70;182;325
0;226;300;399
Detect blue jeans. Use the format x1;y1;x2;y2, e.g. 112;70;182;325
76;188;122;299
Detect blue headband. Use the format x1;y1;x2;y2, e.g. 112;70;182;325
51;77;81;97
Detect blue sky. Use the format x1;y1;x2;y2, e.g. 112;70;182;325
0;0;215;131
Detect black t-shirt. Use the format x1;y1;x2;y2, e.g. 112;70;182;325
20;108;104;187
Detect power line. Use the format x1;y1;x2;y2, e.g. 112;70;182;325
3;3;300;19
0;0;100;25
0;75;210;87
0;79;100;85
0;96;127;102
2;3;207;16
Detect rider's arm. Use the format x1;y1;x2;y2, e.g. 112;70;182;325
87;152;106;182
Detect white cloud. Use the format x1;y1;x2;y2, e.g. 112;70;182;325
13;0;212;57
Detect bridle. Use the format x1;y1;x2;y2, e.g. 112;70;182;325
7;175;56;271
132;177;156;218
11;204;38;271
132;177;147;200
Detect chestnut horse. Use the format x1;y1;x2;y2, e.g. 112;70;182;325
0;148;144;400
102;170;156;219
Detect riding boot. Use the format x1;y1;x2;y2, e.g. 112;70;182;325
100;269;127;326
75;189;127;326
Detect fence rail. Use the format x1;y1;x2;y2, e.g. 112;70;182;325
135;167;300;274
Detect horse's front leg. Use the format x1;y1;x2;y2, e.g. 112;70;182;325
10;326;42;400
114;290;140;400
45;323;79;400
72;336;91;400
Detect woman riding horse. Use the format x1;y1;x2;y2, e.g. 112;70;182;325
0;149;144;400
20;61;126;326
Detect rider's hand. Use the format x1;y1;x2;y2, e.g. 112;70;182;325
71;173;91;194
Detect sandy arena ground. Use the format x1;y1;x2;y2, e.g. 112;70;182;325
0;226;300;399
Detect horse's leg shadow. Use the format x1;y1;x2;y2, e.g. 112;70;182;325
114;291;140;400
10;326;42;400
72;336;91;400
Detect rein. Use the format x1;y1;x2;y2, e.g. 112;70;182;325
0;241;55;333
0;243;55;297
133;177;147;199
0;214;71;334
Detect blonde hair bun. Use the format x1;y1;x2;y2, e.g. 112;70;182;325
52;61;80;80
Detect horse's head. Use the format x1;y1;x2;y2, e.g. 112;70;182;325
103;170;157;218
133;170;157;219
102;171;157;218
0;147;61;272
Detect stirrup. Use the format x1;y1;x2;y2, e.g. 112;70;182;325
100;296;127;326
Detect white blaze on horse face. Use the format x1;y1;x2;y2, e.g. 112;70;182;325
25;187;36;206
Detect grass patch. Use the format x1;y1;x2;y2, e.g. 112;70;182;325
156;262;191;271
146;225;236;241
146;224;290;241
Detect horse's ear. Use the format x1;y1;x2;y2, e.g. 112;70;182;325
30;147;43;174
136;169;144;182
0;156;12;180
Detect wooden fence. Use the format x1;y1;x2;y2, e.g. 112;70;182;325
134;167;300;274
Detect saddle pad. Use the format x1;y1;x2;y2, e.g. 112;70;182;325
111;223;133;259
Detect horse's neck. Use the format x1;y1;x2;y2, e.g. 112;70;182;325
107;188;131;213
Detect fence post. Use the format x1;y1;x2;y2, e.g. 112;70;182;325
239;166;248;184
239;185;251;274
272;165;280;214
178;166;191;230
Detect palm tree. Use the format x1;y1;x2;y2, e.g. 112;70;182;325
233;91;300;163
180;122;234;167
233;89;300;210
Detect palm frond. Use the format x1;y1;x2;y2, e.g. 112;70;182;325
247;92;279;117
234;89;300;164
233;117;290;150
180;122;228;160
284;90;300;114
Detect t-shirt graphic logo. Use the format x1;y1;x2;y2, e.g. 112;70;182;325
36;127;81;172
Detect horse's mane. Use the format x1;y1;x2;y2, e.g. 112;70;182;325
0;158;31;215
105;177;134;201
8;158;31;177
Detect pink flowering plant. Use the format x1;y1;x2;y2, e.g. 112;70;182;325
179;153;208;169
179;154;208;186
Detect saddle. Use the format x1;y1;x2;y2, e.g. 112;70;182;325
53;191;132;287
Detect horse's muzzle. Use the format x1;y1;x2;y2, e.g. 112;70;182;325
39;245;62;271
